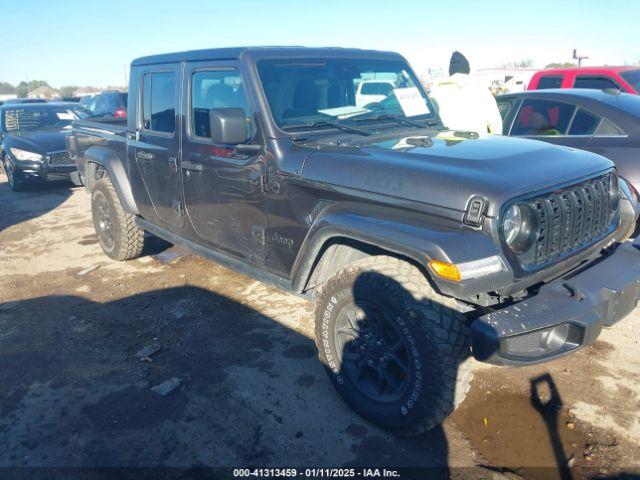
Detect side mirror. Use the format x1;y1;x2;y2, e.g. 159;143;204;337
209;108;249;145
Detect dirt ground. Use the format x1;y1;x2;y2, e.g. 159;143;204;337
0;176;638;480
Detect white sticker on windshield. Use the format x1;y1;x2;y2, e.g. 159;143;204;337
318;106;370;119
393;87;430;117
56;112;74;120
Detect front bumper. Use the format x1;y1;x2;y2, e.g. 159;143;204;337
471;238;640;365
10;157;76;182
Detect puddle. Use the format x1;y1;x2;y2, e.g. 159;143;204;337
453;374;617;480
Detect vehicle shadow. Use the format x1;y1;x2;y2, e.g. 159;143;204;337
0;284;465;477
0;176;76;232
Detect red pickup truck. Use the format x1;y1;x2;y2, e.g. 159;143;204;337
528;66;640;94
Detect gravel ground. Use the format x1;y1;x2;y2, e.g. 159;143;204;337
0;176;638;480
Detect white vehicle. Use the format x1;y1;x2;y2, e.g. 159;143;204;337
355;80;395;107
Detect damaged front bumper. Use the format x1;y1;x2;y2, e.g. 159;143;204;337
471;238;640;366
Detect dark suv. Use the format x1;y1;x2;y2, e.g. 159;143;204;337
68;47;640;435
85;91;128;118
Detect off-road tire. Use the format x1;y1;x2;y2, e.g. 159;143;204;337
314;255;473;435
91;177;144;261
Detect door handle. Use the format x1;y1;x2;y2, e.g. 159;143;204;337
136;151;154;161
181;160;203;172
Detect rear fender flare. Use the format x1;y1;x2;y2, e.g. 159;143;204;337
83;146;138;215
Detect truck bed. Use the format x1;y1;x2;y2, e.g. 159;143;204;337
68;118;129;185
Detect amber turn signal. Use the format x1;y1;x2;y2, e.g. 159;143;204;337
428;259;461;282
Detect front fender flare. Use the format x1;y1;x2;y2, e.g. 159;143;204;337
291;205;506;297
83;146;138;215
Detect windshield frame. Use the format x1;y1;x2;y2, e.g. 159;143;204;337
1;106;83;133
254;55;439;137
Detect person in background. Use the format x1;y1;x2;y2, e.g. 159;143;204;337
429;51;503;136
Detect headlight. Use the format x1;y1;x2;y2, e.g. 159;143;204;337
10;148;44;162
502;203;537;254
610;173;620;211
619;177;637;204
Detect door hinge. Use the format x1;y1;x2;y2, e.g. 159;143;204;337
262;175;281;194
168;157;178;173
172;201;185;216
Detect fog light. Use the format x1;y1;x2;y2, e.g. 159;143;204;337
499;323;582;361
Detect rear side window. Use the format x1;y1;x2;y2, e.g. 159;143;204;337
536;76;563;89
141;72;176;133
497;100;513;120
190;69;250;139
511;99;575;136
568;109;601;135
595;118;625;136
573;76;620;90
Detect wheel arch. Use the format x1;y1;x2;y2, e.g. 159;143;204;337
299;236;435;294
82;146;138;215
291;209;457;295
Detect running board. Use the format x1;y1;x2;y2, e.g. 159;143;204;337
134;217;307;299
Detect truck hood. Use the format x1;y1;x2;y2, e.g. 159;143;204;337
5;129;69;154
300;131;614;217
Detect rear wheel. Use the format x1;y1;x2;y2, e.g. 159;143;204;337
91;177;144;260
314;255;473;435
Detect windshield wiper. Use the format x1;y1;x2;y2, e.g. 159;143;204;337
352;113;427;129
282;119;371;136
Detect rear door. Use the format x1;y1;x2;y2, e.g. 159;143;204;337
132;65;184;230
180;61;267;264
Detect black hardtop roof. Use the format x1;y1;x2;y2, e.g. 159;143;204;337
131;46;406;67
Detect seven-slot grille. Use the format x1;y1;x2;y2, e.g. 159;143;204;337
524;173;615;267
48;151;74;166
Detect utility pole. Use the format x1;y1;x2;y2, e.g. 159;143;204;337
572;49;589;67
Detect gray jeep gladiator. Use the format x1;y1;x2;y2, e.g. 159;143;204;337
68;47;640;435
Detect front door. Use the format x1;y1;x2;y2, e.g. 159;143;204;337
133;65;183;230
181;61;267;263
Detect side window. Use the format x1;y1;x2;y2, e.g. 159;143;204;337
573;76;619;90
497;101;513;120
85;96;98;113
595;118;625;136
141;72;176;134
511;99;575;136
190;69;250;140
568;108;601;135
536;76;563;89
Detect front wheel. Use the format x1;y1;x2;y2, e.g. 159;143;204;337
91;177;144;261
314;256;473;435
6;162;25;192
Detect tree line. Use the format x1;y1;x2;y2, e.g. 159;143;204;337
0;80;84;98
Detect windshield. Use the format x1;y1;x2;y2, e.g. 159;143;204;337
2;107;86;132
257;58;437;131
620;69;640;93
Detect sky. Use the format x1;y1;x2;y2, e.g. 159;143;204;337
1;0;638;88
